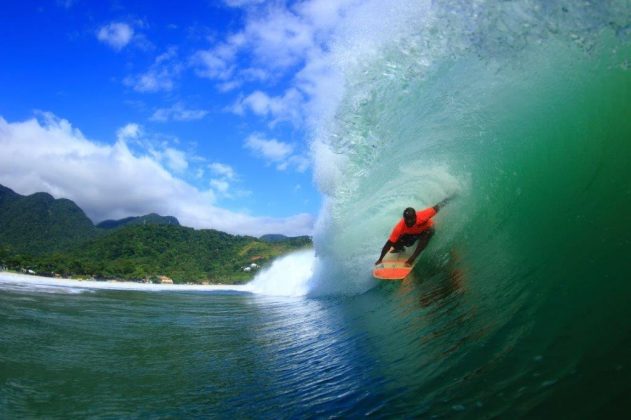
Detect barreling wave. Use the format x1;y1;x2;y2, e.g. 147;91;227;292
248;0;631;297
243;5;631;411
276;2;630;410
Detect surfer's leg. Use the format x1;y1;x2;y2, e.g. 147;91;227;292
392;235;413;252
392;234;421;252
405;228;436;265
415;228;435;254
391;241;405;252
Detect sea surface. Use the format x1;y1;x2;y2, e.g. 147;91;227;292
2;0;630;417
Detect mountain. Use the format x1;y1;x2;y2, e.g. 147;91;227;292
0;184;20;206
0;186;97;254
260;234;288;242
0;184;180;254
97;213;180;229
260;234;312;246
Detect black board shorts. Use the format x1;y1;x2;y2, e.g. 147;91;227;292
394;228;434;248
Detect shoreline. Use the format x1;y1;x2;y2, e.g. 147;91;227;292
0;271;252;293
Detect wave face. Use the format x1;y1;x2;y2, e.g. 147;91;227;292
292;0;630;412
303;0;631;298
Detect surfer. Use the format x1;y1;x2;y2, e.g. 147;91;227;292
375;197;453;267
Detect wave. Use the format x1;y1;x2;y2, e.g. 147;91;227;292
252;0;630;297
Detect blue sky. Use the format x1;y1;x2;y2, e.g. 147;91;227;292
0;0;356;236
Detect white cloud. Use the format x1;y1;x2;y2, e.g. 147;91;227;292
234;90;269;115
209;162;236;180
193;50;235;81
245;133;294;162
240;67;270;82
129;72;174;92
97;22;134;51
116;123;141;141
210;178;230;193
217;80;242;92
285;155;310;173
224;0;266;7
245;9;314;69
190;0;356;132
150;103;209;122
244;133;309;172
115;123;189;175
207;162;239;197
125;47;182;93
192;31;249;84
294;0;350;29
0;114;314;236
192;4;319;94
233;89;303;125
163;148;188;173
193;0;422;135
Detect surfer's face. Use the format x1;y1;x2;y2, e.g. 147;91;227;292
404;214;416;227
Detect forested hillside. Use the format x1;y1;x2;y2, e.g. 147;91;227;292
0;184;311;283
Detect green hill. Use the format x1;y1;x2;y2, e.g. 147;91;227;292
9;224;310;284
0;186;97;254
260;234;289;242
97;213;180;229
0;184;312;284
60;225;308;283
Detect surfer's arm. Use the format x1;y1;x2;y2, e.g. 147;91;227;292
406;243;424;266
375;240;394;265
432;195;455;213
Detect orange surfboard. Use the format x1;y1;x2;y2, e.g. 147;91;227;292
373;247;416;281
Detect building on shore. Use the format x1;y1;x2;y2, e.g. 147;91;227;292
158;276;173;284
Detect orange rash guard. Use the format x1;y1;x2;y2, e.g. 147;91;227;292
388;207;437;243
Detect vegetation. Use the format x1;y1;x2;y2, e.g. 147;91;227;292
0;185;312;284
96;213;180;230
0;186;98;254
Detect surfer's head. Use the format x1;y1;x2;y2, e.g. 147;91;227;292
403;207;416;227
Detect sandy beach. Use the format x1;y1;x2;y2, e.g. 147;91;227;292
0;271;251;293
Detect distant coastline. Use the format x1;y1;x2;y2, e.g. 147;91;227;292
0;183;312;285
0;271;251;292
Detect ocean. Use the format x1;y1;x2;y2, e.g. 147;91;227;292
2;0;630;417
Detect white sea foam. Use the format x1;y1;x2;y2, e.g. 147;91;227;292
0;252;318;297
0;272;250;294
246;249;316;297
